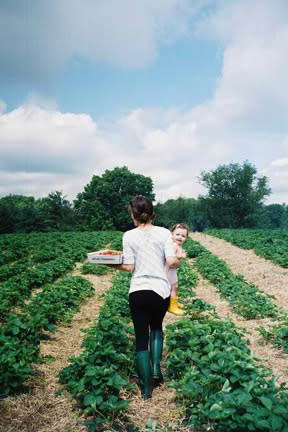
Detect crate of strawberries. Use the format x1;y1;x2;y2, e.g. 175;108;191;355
87;249;123;264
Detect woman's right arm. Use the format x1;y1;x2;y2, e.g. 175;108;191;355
166;256;180;269
165;239;180;268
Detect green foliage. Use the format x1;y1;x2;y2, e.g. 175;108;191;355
0;192;75;233
58;272;135;431
74;166;154;231
196;252;280;320
36;191;75;231
0;257;75;320
81;263;111;275
258;320;288;353
207;229;288;268
177;260;198;299
198;161;271;228
261;204;287;229
154;197;207;231
184;237;206;258
166;317;288;431
184;238;282;320
0;276;93;397
0;231;122;319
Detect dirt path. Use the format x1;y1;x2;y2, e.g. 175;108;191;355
1;267;188;432
191;232;288;313
0;267;113;432
192;266;288;386
125;312;188;432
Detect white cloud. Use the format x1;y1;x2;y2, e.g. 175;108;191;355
271;158;288;167
264;158;288;203
0;0;199;84
2;0;288;204
0;104;105;176
195;0;288;131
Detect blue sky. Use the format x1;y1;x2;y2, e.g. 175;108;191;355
1;0;288;204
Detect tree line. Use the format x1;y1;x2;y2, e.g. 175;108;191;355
1;163;287;234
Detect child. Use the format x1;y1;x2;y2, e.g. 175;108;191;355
166;223;189;316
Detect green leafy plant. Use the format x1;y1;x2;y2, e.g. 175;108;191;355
166;316;288;431
58;272;135;431
0;276;93;397
81;263;112;275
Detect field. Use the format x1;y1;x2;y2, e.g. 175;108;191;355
1;230;288;431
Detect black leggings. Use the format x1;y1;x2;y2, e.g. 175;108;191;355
129;290;170;352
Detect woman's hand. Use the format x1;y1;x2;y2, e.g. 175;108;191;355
166;256;180;269
176;250;187;259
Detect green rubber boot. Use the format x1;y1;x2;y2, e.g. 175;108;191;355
150;330;164;386
135;350;152;400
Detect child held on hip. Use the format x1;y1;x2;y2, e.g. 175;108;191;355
166;223;189;316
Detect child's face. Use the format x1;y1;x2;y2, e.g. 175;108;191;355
172;227;188;246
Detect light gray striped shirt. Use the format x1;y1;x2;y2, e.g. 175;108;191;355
123;226;175;299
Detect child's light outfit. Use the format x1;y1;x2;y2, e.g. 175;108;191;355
166;244;185;316
165;244;182;288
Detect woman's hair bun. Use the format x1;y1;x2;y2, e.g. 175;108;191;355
129;196;155;223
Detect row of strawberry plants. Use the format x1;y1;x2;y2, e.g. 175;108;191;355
0;231;122;281
0;232;123;319
258;319;288;353
58;272;135;432
184;238;282;320
0;275;93;397
206;229;288;268
58;259;211;432
0;256;75;321
165;312;288;431
0;258;30;282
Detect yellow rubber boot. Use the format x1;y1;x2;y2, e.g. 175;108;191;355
176;297;185;309
168;297;184;316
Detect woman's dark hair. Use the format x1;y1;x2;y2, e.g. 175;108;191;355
129;195;155;224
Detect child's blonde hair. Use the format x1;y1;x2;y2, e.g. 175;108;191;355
171;223;189;237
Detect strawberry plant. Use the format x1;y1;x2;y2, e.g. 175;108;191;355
0;276;93;397
166;315;288;431
185;239;282;320
258;320;288;353
58;272;135;431
80;262;112;275
207;229;288;268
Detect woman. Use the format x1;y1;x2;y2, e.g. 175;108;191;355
113;195;179;399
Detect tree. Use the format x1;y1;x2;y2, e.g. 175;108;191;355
74;166;155;231
0;195;38;233
198;161;271;228
263;204;286;228
154;197;207;231
37;191;74;231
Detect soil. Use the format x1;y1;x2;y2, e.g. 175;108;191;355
0;267;113;432
191;232;288;312
2;235;288;432
191;268;288;386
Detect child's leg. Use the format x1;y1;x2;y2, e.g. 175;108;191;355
170;282;178;298
168;283;184;315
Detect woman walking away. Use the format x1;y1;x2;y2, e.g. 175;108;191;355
112;195;179;400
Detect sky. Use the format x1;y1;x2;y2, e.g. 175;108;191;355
1;0;288;204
